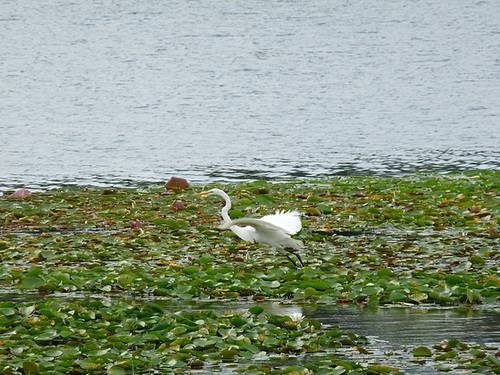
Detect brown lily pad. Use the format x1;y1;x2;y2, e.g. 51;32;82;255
172;200;184;211
10;188;31;197
165;177;189;190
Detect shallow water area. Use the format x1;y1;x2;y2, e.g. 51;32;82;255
4;292;499;348
3;292;499;374
157;300;500;348
1;173;498;373
154;301;500;374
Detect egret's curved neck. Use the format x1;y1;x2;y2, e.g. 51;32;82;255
220;194;232;225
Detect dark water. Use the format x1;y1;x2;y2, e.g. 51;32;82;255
1;0;499;190
312;304;500;374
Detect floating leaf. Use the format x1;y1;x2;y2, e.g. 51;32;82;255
304;287;318;298
409;291;428;303
435;351;458;360
413;346;433;357
241;343;259;354
45;349;63;357
183;266;199;275
470;255;485;264
220;349;239;359
0;307;17;316
22;361;39;375
34;328;58;341
248;306;264;315
307;195;325;203
193;338;217;349
389;290;407;302
164;218;180;229
366;365;398;373
486;355;500;366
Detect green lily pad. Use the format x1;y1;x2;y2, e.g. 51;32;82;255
22;361;40;375
1;173;499;374
413;346;433;357
248;306;264;315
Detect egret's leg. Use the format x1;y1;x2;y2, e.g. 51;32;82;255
274;246;302;269
284;252;300;269
285;248;305;268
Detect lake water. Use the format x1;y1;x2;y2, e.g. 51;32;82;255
1;0;499;191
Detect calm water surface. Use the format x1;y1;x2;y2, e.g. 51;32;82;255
1;0;499;190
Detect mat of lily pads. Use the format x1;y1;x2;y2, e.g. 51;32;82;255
0;171;499;374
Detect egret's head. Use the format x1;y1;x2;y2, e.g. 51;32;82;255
194;189;214;197
194;188;225;197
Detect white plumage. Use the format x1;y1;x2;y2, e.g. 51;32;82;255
195;188;305;268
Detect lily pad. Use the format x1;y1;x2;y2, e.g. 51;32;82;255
413;346;433;357
0;172;499;374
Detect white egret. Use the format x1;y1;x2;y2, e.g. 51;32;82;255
195;188;305;268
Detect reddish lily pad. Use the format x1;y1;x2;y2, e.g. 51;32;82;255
10;188;31;197
165;177;189;189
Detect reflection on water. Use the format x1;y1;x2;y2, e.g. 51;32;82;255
4;293;498;349
308;304;500;374
156;300;500;347
308;304;500;347
155;300;500;374
1;0;499;190
152;299;500;349
2;293;499;374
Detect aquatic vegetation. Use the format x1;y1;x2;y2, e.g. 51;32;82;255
0;299;370;374
0;171;499;373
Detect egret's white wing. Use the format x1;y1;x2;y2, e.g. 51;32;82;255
260;210;302;234
220;218;287;241
230;225;257;243
224;217;303;250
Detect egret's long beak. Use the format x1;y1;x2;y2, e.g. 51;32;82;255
194;191;211;197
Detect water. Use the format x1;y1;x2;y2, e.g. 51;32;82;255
1;0;499;190
155;300;500;347
6;293;499;351
155;301;500;374
312;304;500;374
3;293;497;373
